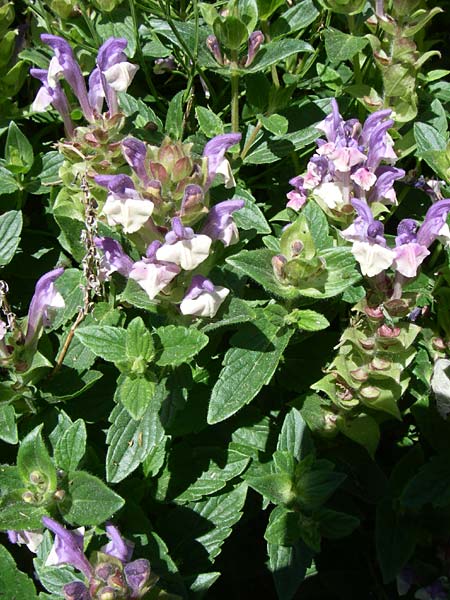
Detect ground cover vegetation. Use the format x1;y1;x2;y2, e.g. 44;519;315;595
1;0;450;598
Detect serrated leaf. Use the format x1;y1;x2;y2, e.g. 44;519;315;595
0;544;38;599
245;39;313;73
0;210;22;266
242;126;318;164
74;325;127;363
155;325;209;367
287;309;330;332
17;425;57;492
53;419;86;472
0;404;18;444
0;501;49;530
5;121;34;173
62;471;124;526
259;113;289;136
277;408;310;462
165;90;184;139
414;122;447;155
126;317;154;363
268;539;313;600
0;165;20;194
265;506;302;545
208;307;293;424
115;374;156;420
246;472;295;505
324;28;368;64
106;387;166;483
195;106;224;137
232;187;271;234
401;455;450;509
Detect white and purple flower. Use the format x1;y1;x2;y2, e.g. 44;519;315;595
180;275;229;318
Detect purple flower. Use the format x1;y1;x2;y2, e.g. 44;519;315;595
94;237;134;279
41;35;95;123
206;35;223;65
129;240;180;300
245;31;264;67
180;184;205;216
101;523;134;563
203;133;241;189
201;199;244;246
62;581;90;600
124;559;152;597
7;529;43;553
95;37;138;116
122;138;149;185
25;268;65;345
415;579;448;600
341;199;394;277
416;199;450;248
43;517;93;579
156;218;212;270
95;174;154;233
180;275;229;318
30;68;74;136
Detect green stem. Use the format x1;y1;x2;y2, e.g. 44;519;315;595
240;120;263;161
128;0;165;111
261;20;280;87
230;68;240;133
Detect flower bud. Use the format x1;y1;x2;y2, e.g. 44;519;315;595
377;324;401;338
29;470;45;485
370;357;391;370
432;337;446;351
99;587;116;600
360;338;375;350
244;31;264;67
54;489;66;502
272;254;287;280
206;35;223;65
364;306;384;320
350;368;369;382
360;386;380;399
22;491;36;503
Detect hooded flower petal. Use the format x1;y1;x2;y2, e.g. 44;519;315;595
201;199;244;246
25;268;65;345
122;137;149;184
30;68;74;135
102;196;154;234
416;199;450;248
103;62;138;93
156;218;212;270
41;35;94;122
313;182;346;210
7;530;44;553
43;517;92;579
124;559;151;596
94;237;134;278
129;258;180;299
203;133;241;188
180;275;229;318
101;524;134;563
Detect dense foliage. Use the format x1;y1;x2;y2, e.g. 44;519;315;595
1;0;450;598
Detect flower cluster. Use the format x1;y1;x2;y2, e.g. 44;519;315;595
41;517;154;600
341;197;450;292
31;35;138;135
287;99;404;217
94;133;244;318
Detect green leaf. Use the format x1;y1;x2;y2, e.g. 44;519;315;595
0;210;22;266
245;39;313;73
195;106;224;137
259;113;289;136
401;455;450;509
242;125;318;164
115;374;156;420
155;325;209;367
286;309;330;332
165;90;184;139
159;483;248;567
0;500;49;530
323;28;368;64
74;325;127;363
0;404;18;444
414;122;447;155
227;247;360;300
232;187;271;234
5;121;34;173
268;539;313;600
271;0;319;37
265;506;302;545
208;307;293;424
257;0;285;21
277;407;311;461
238;0;259;33
0;165;19;194
33;151;64;194
213;16;248;50
0;544;38;600
246;472;295;505
53;419;86;472
126;317;155;365
62;471;124;526
106;395;166;484
17;425;57;493
317;508;360;539
295;460;345;509
336;414;380;457
375;498;418;583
